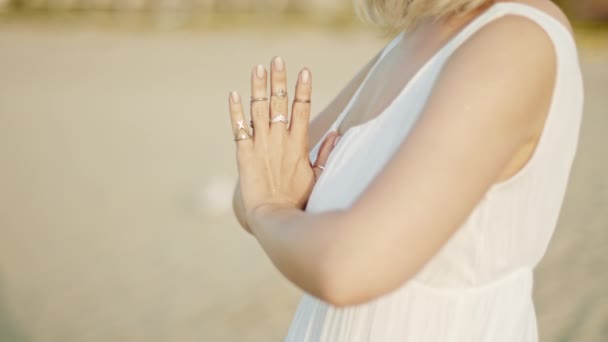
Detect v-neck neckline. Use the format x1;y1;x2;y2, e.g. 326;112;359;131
319;1;507;148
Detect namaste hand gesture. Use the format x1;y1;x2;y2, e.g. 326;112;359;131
228;57;339;224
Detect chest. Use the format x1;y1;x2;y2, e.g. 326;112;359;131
337;32;451;136
307;65;446;213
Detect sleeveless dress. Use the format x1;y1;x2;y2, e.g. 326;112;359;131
285;2;584;341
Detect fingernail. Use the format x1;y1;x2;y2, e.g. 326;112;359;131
256;64;265;79
333;135;341;148
274;56;284;71
231;91;240;104
301;69;310;84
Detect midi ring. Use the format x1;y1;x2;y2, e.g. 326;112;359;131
294;98;311;104
250;97;268;103
270;114;288;124
314;165;325;171
234;133;251;142
272;89;287;99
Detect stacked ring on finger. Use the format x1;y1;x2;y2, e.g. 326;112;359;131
270;114;288;124
250;96;268;103
234;132;251;142
294;98;311;104
313;165;325;171
272;89;287;99
233;119;251;141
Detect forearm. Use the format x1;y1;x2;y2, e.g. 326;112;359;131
249;204;351;303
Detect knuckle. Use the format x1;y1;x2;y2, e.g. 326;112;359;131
294;107;310;118
236;143;253;158
272;78;285;86
252;109;266;118
273;71;287;79
271;100;287;112
252;86;267;96
251;104;267;117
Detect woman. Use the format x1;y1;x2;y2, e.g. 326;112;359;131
228;0;583;340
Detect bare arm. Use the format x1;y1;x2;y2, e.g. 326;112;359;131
247;16;558;305
233;50;385;233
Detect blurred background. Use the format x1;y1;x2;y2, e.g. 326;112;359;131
0;0;606;341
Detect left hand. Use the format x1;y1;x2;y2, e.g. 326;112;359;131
228;57;338;223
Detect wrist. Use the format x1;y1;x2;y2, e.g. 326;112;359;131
250;202;296;221
248;202;300;237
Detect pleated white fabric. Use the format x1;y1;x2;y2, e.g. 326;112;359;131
285;2;584;341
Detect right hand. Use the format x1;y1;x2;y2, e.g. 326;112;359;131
233;130;340;235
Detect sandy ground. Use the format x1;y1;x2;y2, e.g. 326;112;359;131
0;18;606;342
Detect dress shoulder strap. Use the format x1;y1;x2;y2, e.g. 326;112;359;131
486;2;576;48
328;32;405;132
434;2;577;63
309;32;404;161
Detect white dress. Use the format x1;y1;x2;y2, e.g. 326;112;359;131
285;2;584;341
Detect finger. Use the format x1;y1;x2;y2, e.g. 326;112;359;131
250;64;269;138
229;91;252;148
313;131;339;179
290;68;312;142
269;56;289;132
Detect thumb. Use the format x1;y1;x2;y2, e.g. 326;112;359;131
313;131;340;179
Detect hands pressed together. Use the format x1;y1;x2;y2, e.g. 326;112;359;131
228;57;339;228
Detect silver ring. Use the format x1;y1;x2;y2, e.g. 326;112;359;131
234;132;251;142
250;97;268;103
314;165;325;171
273;89;287;99
270;114;288;124
294;98;311;104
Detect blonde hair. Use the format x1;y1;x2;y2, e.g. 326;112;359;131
355;0;493;34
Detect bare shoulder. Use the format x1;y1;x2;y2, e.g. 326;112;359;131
430;2;560;134
449;4;558;81
446;0;576;90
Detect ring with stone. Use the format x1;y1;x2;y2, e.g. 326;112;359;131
270;114;288;124
273;89;287;99
234;132;251;142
